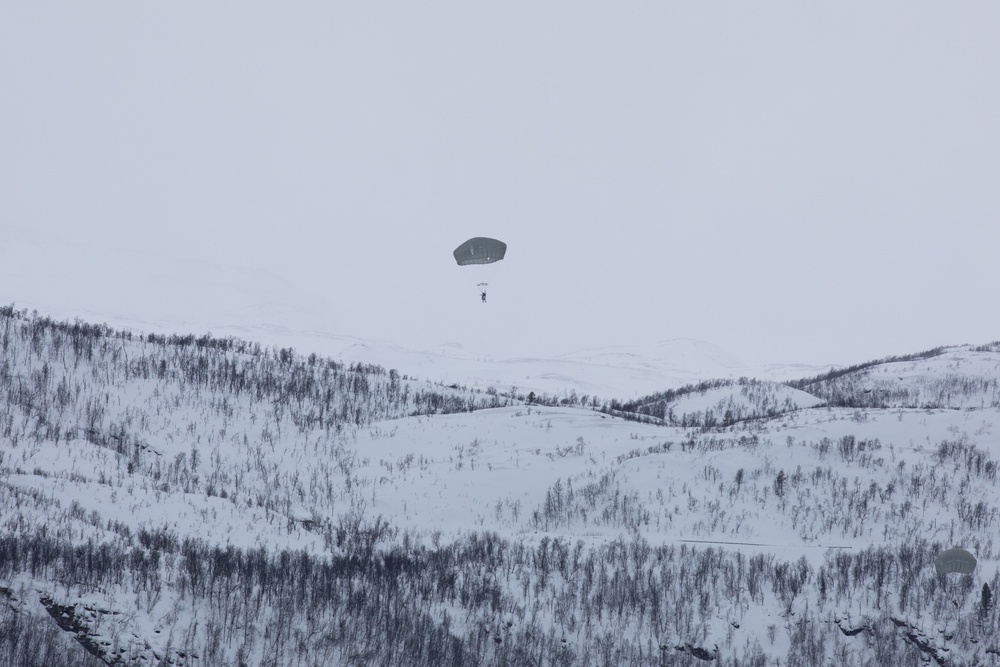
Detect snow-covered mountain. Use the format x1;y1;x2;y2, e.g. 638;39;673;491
1;306;998;666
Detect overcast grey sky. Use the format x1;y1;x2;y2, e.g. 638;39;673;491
3;3;999;366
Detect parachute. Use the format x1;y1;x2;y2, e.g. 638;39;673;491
453;237;506;301
453;237;507;266
935;548;976;576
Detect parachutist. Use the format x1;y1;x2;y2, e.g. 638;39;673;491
454;237;506;303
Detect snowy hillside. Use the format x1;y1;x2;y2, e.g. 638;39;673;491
608;378;825;427
790;344;1000;410
1;307;999;666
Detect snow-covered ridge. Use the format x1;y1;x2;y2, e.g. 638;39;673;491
791;344;1000;410
610;377;824;427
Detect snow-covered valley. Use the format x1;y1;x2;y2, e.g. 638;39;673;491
1;306;999;666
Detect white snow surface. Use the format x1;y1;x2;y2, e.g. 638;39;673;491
1;299;999;665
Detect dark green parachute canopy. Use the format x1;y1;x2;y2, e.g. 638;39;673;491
453;237;507;266
935;548;977;576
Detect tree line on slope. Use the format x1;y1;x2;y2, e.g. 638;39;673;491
604;378;808;428
0;517;996;666
0;305;518;518
785;344;1000;409
0;305;513;438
